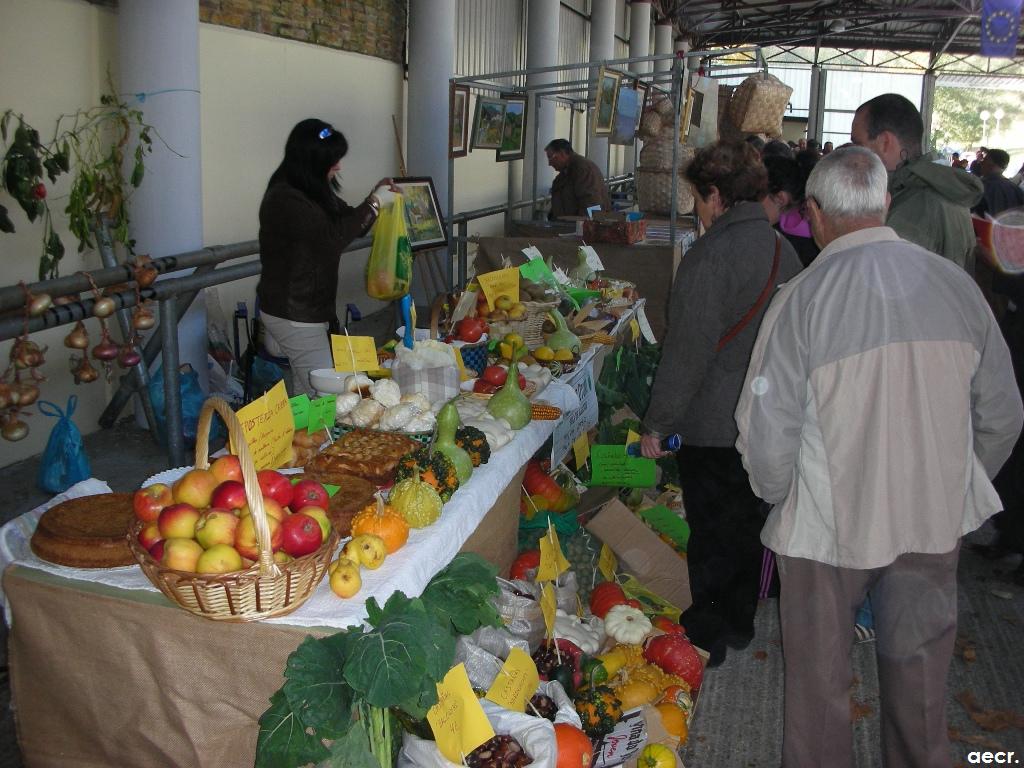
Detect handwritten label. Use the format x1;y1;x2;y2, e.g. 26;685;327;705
288;394;311;431
540;582;557;639
519;257;558;288
477;268;520;310
485;648;540;713
579;245;605;272
330;334;379;372
551;360;599;466
308;395;336;433
589;444;657;488
521;245;544;262
232;381;294;470
592;708;649;767
572;432;591;469
639;504;690;550
598;544;618;581
428;664;495;764
537;522;571;582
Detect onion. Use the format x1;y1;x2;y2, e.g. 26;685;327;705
72;356;99;384
1;414;29;442
0;383;11;410
53;293;80;307
134;265;158;288
117;345;141;368
131;306;156;330
28;292;53;316
11;339;46;369
64;321;90;349
92;327;119;361
93;296;116;318
15;381;40;406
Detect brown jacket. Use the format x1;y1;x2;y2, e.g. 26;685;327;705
549;153;611;219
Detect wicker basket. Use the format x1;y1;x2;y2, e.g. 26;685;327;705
488;299;559;349
636;168;696;216
728;73;792;135
127;397;340;622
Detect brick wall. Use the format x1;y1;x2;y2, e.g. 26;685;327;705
87;0;407;63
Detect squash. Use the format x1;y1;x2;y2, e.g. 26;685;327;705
643;632;704;692
589;581;628;619
455;425;491;466
389;470;443;528
613;679;660;710
573;685;623;740
638;743;677;768
434;401;473;484
553;723;593;768
654;701;689;742
394;447;460;502
350;494;409;554
523;460;574;513
486;348;532;429
604;604;653;645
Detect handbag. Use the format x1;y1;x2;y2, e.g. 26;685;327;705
716;232;782;351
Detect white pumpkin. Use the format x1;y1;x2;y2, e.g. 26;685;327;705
604;604;652;645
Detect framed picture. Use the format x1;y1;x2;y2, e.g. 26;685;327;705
496;96;528;162
593;67;621;135
681;87;703;143
609;84;640;145
471;96;507;150
449;84;470;158
393;176;448;251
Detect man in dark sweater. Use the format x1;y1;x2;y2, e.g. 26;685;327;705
545;139;611;220
973;148;1024;217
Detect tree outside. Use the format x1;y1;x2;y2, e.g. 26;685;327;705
931;86;1024;171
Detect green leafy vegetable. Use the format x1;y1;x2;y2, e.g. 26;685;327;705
282;635;355;737
421;552;501;635
256;690;330;768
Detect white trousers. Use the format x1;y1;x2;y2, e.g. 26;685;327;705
258;311;332;398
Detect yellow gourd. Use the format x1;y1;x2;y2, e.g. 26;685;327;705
614;679;660;709
390;471;444;528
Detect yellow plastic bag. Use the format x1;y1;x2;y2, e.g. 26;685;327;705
366;193;413;300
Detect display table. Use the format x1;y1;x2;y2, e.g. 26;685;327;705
473;235;687;339
1;382;577;767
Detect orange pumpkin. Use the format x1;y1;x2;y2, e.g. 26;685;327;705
553;723;593;768
350;494;409;554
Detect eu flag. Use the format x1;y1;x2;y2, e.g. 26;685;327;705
980;0;1022;58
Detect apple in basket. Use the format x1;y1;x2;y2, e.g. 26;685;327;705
195;508;240;549
133;483;173;523
196;543;244;574
257;469;294;509
328;557;362;598
209;454;243;484
158;503;200;540
248;496;287;522
137;522;163;551
290;479;329;511
234;514;282;560
162;538;204;572
148;540;166;562
210;480;247;512
296;506;331;541
172;468;219;508
280;513;324;558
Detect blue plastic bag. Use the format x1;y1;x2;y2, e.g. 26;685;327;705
37;397;91;494
148;363;223;449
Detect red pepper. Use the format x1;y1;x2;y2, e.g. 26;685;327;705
510;549;540;580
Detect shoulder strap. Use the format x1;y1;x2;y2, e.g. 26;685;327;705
716;232;782;352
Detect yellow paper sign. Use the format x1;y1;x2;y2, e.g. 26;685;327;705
540;582;557;639
629;318;641;341
477;268;520;311
330;334;380;372
453;347;470;381
598;543;618;582
626;429;641;448
427;664;495;764
485;648;540;713
572;432;591;468
536;523;571;582
232;380;294;471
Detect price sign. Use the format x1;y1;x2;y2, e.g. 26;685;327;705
308;395;336;433
589;444;657;488
540;582;557;639
519;257;558;287
550;360;599;466
629;318;641;342
288;394;311;431
330;334;380;372
521;245;544;261
428;664;495;764
485;648;540;713
477;268;520;310
536;522;571;582
598;543;618;582
232;381;294;470
579;245;605;272
572;432;591;469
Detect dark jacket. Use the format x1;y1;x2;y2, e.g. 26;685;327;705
257;182;376;323
549;153;611;219
644;201;803;446
974;172;1024;217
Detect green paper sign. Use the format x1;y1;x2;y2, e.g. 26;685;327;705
288;394;311;431
308;394;336;433
589;444;657;488
638;504;690;551
519;257;557;286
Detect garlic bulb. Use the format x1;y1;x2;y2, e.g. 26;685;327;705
379;403;416;431
335;392;361;418
370;378;402;408
399;392;432;414
348;398;384;428
344;373;373;395
405;413;436;433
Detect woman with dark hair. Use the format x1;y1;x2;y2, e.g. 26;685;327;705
763;155;819;266
257;118;398;396
640;141;802;666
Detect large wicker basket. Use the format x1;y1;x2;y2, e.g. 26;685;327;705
728;73;793;135
127;397;340;622
488;299;559;349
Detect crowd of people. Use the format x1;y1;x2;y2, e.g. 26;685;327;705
638;93;1024;767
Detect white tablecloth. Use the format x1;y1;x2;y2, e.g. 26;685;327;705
0;380;579;630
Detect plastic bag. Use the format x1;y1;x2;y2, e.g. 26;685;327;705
36;397;91;494
366;194;413;300
148;364;222;450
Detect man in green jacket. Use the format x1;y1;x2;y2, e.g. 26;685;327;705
852;94;983;273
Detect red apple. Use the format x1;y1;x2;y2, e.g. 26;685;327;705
133;483;173;523
290;479;329;511
137;522;163;551
239;496;286;522
234;514;282;560
158;503;200;540
296;506;332;542
210;480;248;512
257;469;294;509
148;540;166;562
172;468;219;508
280;513;324;558
195;508;240;549
162;537;204;572
210;454;243;484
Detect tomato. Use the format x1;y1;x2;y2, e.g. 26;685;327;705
481;365;507;385
455;317;487;343
510;549;540;580
638;743;677;768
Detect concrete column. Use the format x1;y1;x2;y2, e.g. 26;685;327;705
525;0;560;210
655;19;674;74
626;1;652;173
808;64;826;143
118;0;207;393
920;71;937;149
588;0;616;175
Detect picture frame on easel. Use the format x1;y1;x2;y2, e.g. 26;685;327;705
449;84;470;159
594;67;622;136
496;96;528;162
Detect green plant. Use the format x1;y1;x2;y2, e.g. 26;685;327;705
1;83;158;279
255;553;503;768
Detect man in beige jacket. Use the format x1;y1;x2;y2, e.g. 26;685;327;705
736;147;1023;768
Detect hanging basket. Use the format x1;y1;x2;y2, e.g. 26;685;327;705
127;397;339;622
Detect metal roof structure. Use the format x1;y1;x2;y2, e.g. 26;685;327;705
661;0;1024;73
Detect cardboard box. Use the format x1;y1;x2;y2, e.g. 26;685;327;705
584;498;692;613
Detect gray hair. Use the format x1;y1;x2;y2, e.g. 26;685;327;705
805;145;888;220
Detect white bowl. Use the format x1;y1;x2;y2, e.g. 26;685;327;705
309;368;349;394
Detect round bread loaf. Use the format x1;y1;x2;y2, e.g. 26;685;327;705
30;492;136;568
